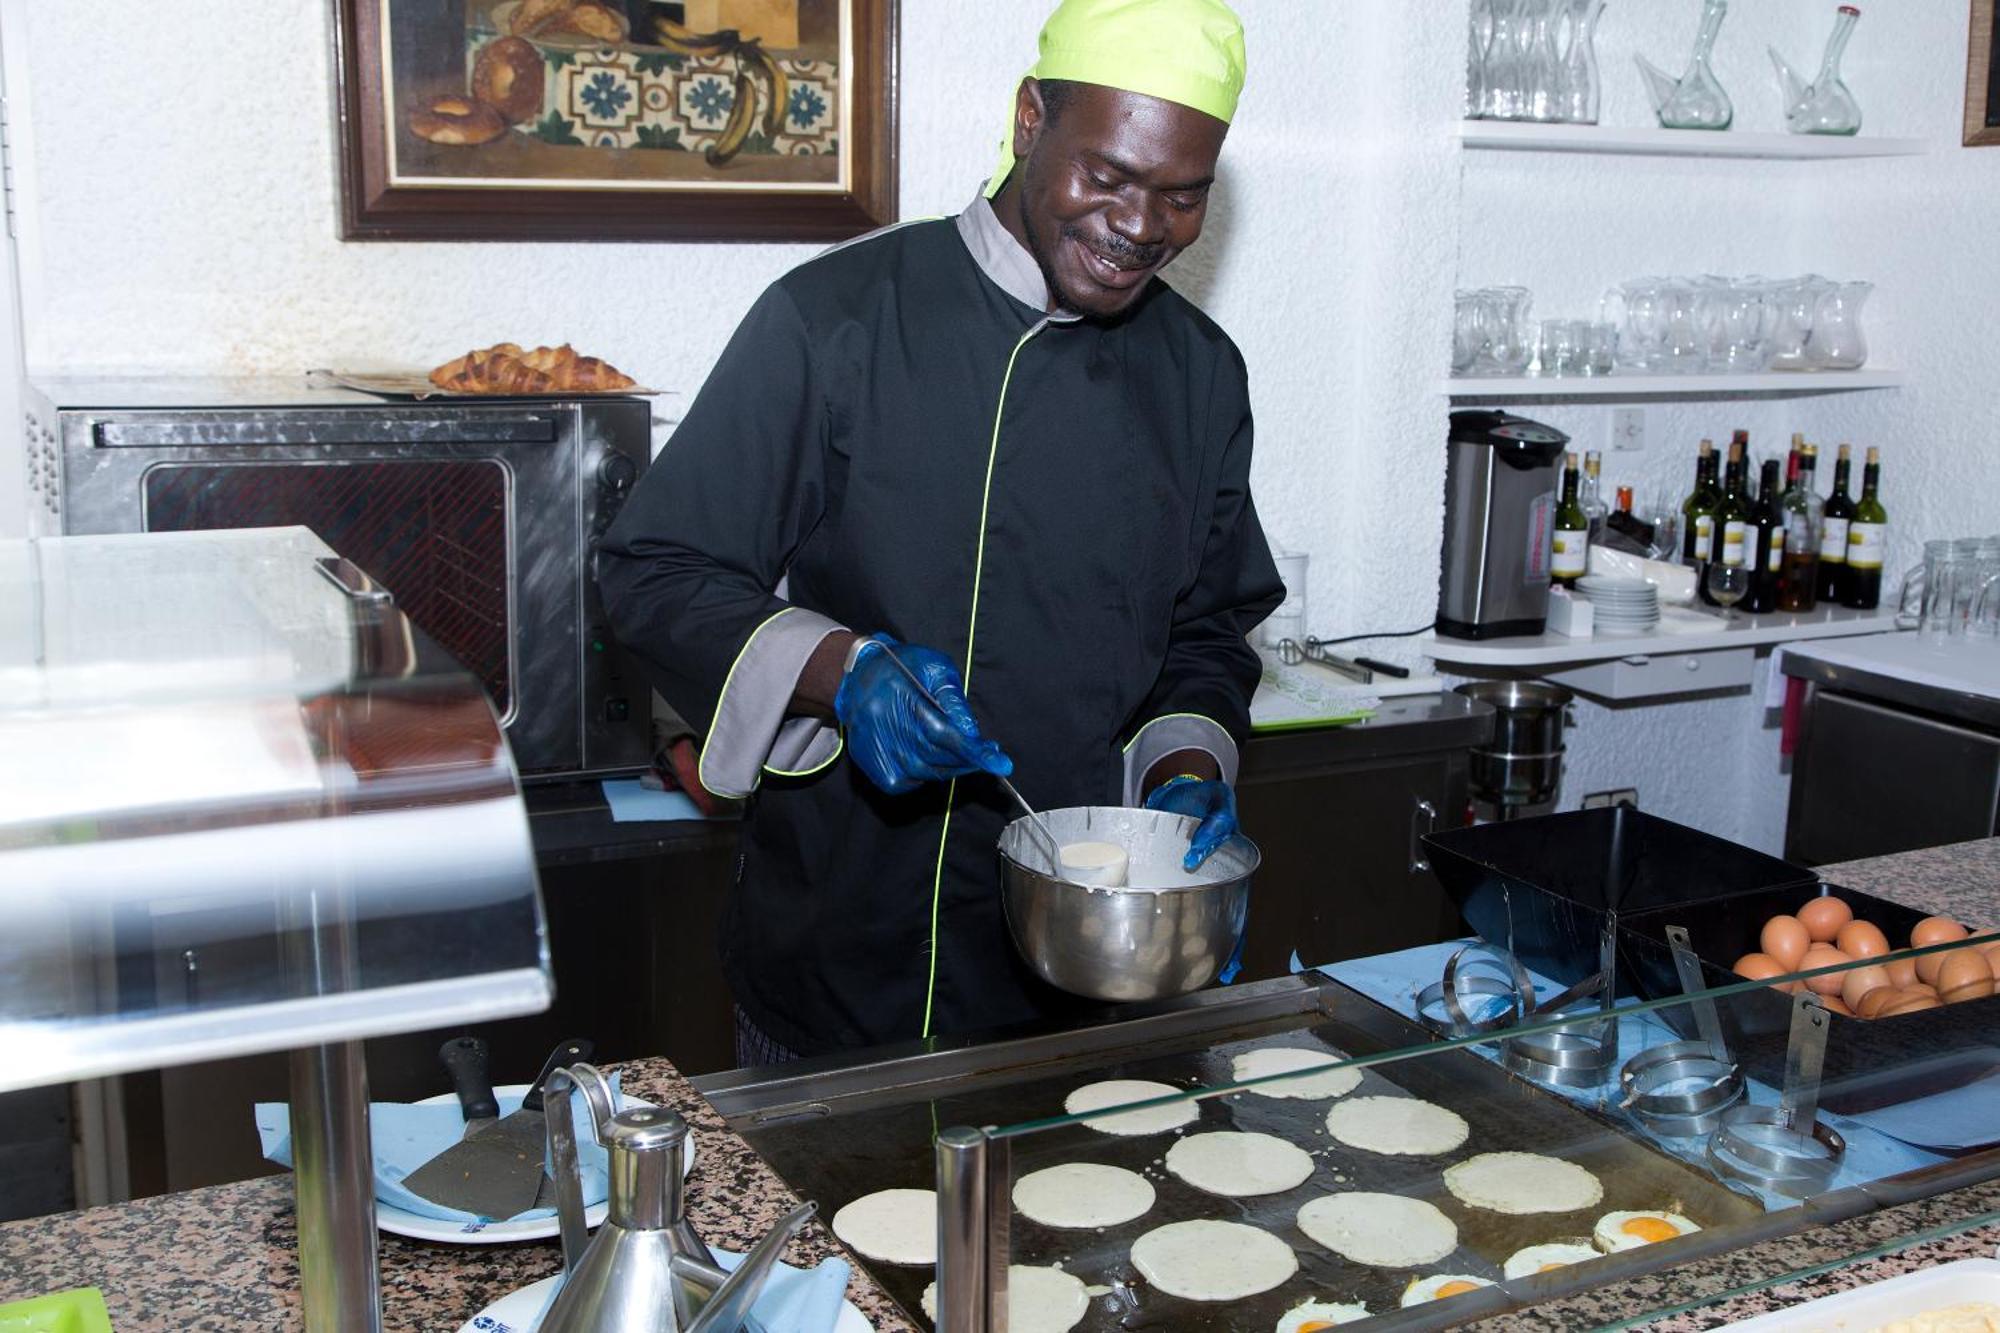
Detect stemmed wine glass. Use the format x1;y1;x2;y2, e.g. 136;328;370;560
1706;562;1751;620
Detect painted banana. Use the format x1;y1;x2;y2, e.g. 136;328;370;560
707;70;758;166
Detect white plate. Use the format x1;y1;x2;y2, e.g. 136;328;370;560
457;1274;874;1332
377;1085;689;1245
1716;1255;2000;1329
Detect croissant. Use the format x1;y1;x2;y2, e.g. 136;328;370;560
429;342;637;394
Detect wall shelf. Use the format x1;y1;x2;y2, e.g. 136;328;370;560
1442;369;1906;402
1456;121;1930;159
1425;606;1902;670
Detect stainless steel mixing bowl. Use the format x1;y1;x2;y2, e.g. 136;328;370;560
999;805;1259;1003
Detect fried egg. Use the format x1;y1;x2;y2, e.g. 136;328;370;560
1501;1242;1600;1279
1400;1274;1494;1306
1275;1299;1371;1331
1593;1210;1701;1252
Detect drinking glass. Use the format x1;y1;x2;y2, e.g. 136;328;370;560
1467;0;1493;118
1523;0;1566;122
1706;561;1750;619
1580;321;1619;375
1483;0;1530;119
1537;318;1581;375
1602;280;1665;371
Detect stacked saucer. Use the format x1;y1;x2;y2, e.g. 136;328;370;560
1576;575;1660;636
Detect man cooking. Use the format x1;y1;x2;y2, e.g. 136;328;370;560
598;0;1282;1064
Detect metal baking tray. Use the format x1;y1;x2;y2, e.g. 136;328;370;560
697;977;1763;1329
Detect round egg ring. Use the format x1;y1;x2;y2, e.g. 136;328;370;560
1706;1104;1845;1199
1617;1041;1744;1137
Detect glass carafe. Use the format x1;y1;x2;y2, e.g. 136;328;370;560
1467;0;1493;119
1636;0;1735;130
1768;274;1832;371
1523;0;1566;122
1807;281;1872;370
1558;0;1606;124
1771;5;1863;136
1483;0;1531;120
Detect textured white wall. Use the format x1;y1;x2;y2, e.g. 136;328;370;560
6;1;1996;850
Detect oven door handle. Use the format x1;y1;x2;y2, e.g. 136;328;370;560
315;556;394;606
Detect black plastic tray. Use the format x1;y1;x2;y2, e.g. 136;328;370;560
1423;808;1818;991
1618;882;2000;1115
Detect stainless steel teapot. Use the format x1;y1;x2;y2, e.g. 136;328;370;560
538;1064;816;1333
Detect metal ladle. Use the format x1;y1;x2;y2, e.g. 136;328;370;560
874;643;1064;874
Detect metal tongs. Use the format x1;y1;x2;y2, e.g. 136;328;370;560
1276;636;1373;684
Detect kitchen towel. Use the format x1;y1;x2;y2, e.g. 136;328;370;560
254;1076;624;1223
602;778;729;823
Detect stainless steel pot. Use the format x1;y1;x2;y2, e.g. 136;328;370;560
1458;680;1574;815
999;806;1258;1003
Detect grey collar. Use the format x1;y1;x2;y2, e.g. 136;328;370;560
955;193;1083;323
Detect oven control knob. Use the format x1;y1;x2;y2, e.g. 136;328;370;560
596;452;637;494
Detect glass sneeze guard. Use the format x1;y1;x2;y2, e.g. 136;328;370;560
0;527;552;1331
929;933;2000;1331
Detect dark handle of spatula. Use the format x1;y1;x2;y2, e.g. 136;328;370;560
439;1037;500;1123
522;1037;594;1114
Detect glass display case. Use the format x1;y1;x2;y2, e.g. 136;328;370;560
0;526;551;1331
704;922;2000;1330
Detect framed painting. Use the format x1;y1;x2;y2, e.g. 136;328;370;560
1967;0;2000;145
333;0;898;240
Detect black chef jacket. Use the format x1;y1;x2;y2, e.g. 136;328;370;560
597;194;1282;1057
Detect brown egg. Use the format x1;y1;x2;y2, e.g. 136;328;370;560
1734;952;1801;994
1913;916;1969;947
1800;943;1850;997
1835;920;1890;959
1839;963;1892;1012
1938;949;1996;1005
1817;994;1855;1016
1881;990;1943;1017
1760;915;1811;971
1855;985;1898;1019
1798;896;1853;943
1886;955;1920;988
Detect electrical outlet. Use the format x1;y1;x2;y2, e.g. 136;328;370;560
1610;407;1646;452
1582;788;1639;810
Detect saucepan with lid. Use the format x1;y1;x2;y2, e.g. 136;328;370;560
999;806;1259;1003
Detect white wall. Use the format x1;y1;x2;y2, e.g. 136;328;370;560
6;1;1996;849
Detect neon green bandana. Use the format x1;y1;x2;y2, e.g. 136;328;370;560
985;0;1247;198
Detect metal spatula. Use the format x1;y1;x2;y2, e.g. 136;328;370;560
402;1037;591;1220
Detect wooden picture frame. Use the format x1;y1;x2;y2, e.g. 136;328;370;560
332;0;898;241
1966;0;2000;145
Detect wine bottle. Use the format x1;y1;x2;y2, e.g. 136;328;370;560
1681;439;1719;569
1817;443;1856;604
1581;450;1609;544
1747;458;1786;613
1777;446;1819;611
1704;436;1751;606
1842;446;1887;609
1551;451;1590;588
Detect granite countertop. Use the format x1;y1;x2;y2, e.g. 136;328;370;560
2;839;1994;1331
0;1057;918;1332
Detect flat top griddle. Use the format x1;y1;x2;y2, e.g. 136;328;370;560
706;978;1764;1330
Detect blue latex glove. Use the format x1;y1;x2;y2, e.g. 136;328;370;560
834;634;1013;795
1144;774;1239;872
